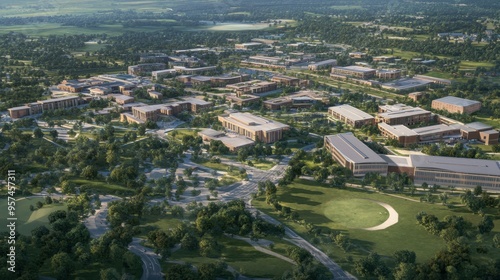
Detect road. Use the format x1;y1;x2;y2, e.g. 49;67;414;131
217;144;356;279
83;195;163;280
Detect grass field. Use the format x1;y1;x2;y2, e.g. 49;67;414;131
136;213;183;238
0;197;66;235
70;178;134;194
323;198;389;228
250;159;276;170
170;237;294;278
253;179;500;274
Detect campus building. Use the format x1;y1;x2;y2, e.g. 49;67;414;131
378;123;419;147
198;128;255;151
328;104;375;128
376;107;432;126
128;63;167;75
152;69;177;80
218;112;289;143
324;133;388;177
234;42;262;50
120;98;212;123
264;91;326;110
173;66;217;75
431;96;482;114
331;66;376;79
271;75;302;87
410;155;500;190
308;59;337;71
8;96;82;118
226;80;277;95
326;136;500;190
381;78;432;92
376;69;402;80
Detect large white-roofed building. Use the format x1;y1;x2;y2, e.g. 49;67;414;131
324;133;388;176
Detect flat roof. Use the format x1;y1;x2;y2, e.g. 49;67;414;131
466;122;492;131
410;155;500;176
199;128;225;138
218;135;255;148
377;107;430;119
329;104;374;121
309;59;337;66
37;96;79;104
480;129;499;135
433;96;481;107
325;133;387;164
182;97;212;106
381;78;432;90
378;123;418;137
379;103;414;112
380;155;412;167
333;66;376;73
412;124;459;135
220;112;289;132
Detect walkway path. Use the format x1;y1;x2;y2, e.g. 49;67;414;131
227;234;296;265
363;201;399;231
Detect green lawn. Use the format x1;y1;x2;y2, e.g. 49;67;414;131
0;197;66;235
253;179;500;275
323;198;389;228
169;237;294;278
136;213;183;238
250;159;276;170
70;178;134;194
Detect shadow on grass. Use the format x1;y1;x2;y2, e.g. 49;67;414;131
291;188;324;196
281;194;322;206
297;209;332;224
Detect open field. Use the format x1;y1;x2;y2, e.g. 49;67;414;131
0;197;66;235
136;213;183;238
253;179;500;274
170;237;294;278
0;22;170;36
323;198;389;229
70;178;134;194
190;22;271;32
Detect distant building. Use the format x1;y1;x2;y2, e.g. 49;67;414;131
324;133;388;176
349;52;367;59
226;80;277;95
173;66;217;75
331;66;376;79
271;75;305;87
8;96;82;118
431;96;481;114
376;107;432;126
226;94;261;107
264;91;328;110
308;59;337;71
414;75;452;86
408;92;425;102
381;78;432;92
152;69;177;80
148;90;163;99
328;104;375;128
235;42;262;50
109;94;135;105
218;112;289;143
373;56;395;63
120;98;212;123
139;53;169;63
376;69;402;80
128;63;166;75
198;128;255;151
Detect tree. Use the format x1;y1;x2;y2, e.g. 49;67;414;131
33;128;44;138
81;165;98;179
51;252;74;279
36;201;44;209
473;186;483;196
393;263;417;280
198;263;217;280
393;250;416;264
45;196;53;205
199;237;222;258
100;268;121;280
478;216;494;234
49;129;58;140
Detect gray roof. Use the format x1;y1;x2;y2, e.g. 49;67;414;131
380;155;412;167
433;96;480;107
412;124;460;136
325;133;387;164
329;104;374;121
465;122;492;131
378;123;418;137
410;155;500;176
377;107;430;119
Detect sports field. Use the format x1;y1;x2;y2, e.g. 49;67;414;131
0;197;67;235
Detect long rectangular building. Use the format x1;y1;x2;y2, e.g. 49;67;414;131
431;96;481;114
120;98;212;123
328;104;375;128
410;155;500;190
8;96;81;118
218;112;289;143
376;107;432;126
324;133;388;176
331;66;376;79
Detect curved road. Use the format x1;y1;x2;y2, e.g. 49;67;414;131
218;144;357;280
84;195;163;280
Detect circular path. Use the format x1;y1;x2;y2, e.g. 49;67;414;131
363;201;399;231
